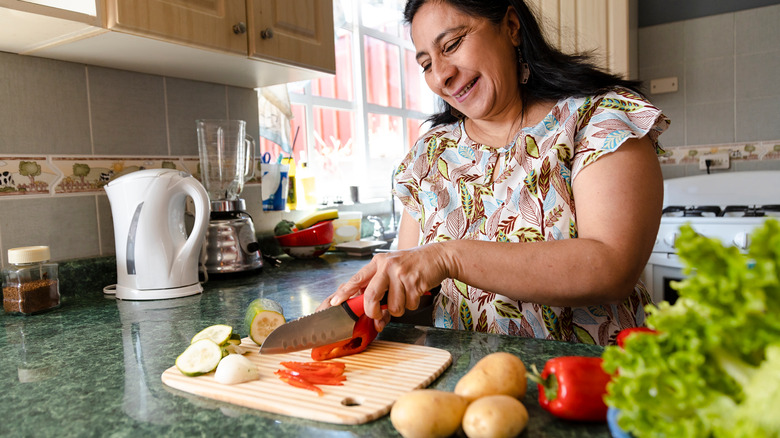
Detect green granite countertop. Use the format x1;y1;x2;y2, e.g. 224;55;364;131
1;253;610;437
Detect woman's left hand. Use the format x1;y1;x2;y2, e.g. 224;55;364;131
316;243;449;331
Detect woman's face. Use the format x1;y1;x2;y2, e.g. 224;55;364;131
411;2;522;122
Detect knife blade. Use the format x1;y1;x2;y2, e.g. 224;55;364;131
259;293;386;355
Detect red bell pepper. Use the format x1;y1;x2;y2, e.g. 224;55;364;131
279;361;346;385
615;327;658;348
283;370;345;386
311;313;378;361
529;356;611;422
280;361;346;374
274;369;325;396
275;361;347;394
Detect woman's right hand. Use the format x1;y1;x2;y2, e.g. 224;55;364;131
320;243;450;324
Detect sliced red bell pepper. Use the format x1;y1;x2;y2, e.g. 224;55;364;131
615;327;658;348
311;313;378;361
279;361;346;385
283;370;345;385
529;356;611;422
280;361;346;374
274;369;324;396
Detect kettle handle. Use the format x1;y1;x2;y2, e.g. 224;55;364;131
174;176;210;276
244;134;256;183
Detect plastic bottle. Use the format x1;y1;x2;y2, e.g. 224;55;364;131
282;157;297;210
3;246;61;315
298;162;318;206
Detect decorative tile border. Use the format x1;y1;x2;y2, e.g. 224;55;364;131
0;155;261;198
0;156;58;196
659;140;780;165
51;156;183;194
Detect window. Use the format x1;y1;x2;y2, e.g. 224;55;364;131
258;0;435;206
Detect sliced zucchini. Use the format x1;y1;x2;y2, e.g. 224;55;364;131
244;298;285;346
175;339;223;377
191;324;233;346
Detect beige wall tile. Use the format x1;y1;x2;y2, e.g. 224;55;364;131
0;52;91;155
0;196;99;264
640;4;780;148
166;77;228;156
88;66;168;156
97;194;116;256
228;86;261;142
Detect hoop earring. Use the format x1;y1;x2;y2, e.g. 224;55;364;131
517;46;530;84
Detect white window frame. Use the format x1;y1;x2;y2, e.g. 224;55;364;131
289;0;434;202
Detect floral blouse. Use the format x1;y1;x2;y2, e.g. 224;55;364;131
393;88;670;345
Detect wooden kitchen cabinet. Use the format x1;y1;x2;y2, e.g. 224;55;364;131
0;0;335;88
104;0;335;77
527;0;637;79
105;0;249;56
247;0;335;72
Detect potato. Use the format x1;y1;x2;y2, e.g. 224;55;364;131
454;352;527;402
390;389;469;438
462;395;529;438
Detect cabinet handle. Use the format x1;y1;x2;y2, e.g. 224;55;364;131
260;28;274;39
232;22;247;35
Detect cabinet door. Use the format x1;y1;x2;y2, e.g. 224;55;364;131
247;0;335;73
106;0;248;55
527;0;635;79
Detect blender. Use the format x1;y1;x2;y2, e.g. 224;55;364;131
197;119;263;274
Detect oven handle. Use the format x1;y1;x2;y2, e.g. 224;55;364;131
647;252;683;268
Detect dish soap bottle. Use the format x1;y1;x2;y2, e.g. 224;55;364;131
3;246;61;315
282;157;297;210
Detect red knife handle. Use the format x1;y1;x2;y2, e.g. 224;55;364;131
341;293;387;320
341;286;440;320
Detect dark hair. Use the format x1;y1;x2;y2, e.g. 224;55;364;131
404;0;643;127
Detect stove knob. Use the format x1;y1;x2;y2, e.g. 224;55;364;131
733;232;750;250
663;232;677;249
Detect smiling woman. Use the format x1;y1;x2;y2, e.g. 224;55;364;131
319;0;672;347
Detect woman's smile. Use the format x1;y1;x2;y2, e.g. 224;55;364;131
452;77;478;102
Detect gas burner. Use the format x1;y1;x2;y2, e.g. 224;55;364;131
762;205;780;217
722;205;780;218
661;205;722;217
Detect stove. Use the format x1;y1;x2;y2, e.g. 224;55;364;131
643;170;780;304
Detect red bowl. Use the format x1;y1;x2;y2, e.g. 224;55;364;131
275;220;334;247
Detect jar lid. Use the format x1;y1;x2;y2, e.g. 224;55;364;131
8;246;51;264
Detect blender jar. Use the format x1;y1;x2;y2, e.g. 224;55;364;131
196;119;255;201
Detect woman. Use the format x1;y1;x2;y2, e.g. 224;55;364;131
321;0;670;345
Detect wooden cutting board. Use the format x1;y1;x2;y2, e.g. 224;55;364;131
161;339;452;425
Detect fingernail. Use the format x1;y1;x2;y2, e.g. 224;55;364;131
330;297;339;306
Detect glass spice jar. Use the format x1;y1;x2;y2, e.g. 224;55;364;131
3;246;61;315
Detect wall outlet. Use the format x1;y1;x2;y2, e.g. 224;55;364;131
650;77;678;94
699;153;730;170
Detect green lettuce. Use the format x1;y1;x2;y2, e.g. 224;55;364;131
602;219;780;438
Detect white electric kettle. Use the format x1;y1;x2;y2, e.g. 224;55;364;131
105;169;210;300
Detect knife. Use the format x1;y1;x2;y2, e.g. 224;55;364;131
259;293;387;355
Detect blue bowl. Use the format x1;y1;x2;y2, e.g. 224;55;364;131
607;407;633;438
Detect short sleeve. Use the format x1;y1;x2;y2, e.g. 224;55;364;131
392;130;432;224
571;89;670;180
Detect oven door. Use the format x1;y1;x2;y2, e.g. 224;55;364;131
642;252;685;305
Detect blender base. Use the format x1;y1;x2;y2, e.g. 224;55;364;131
202;206;263;275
